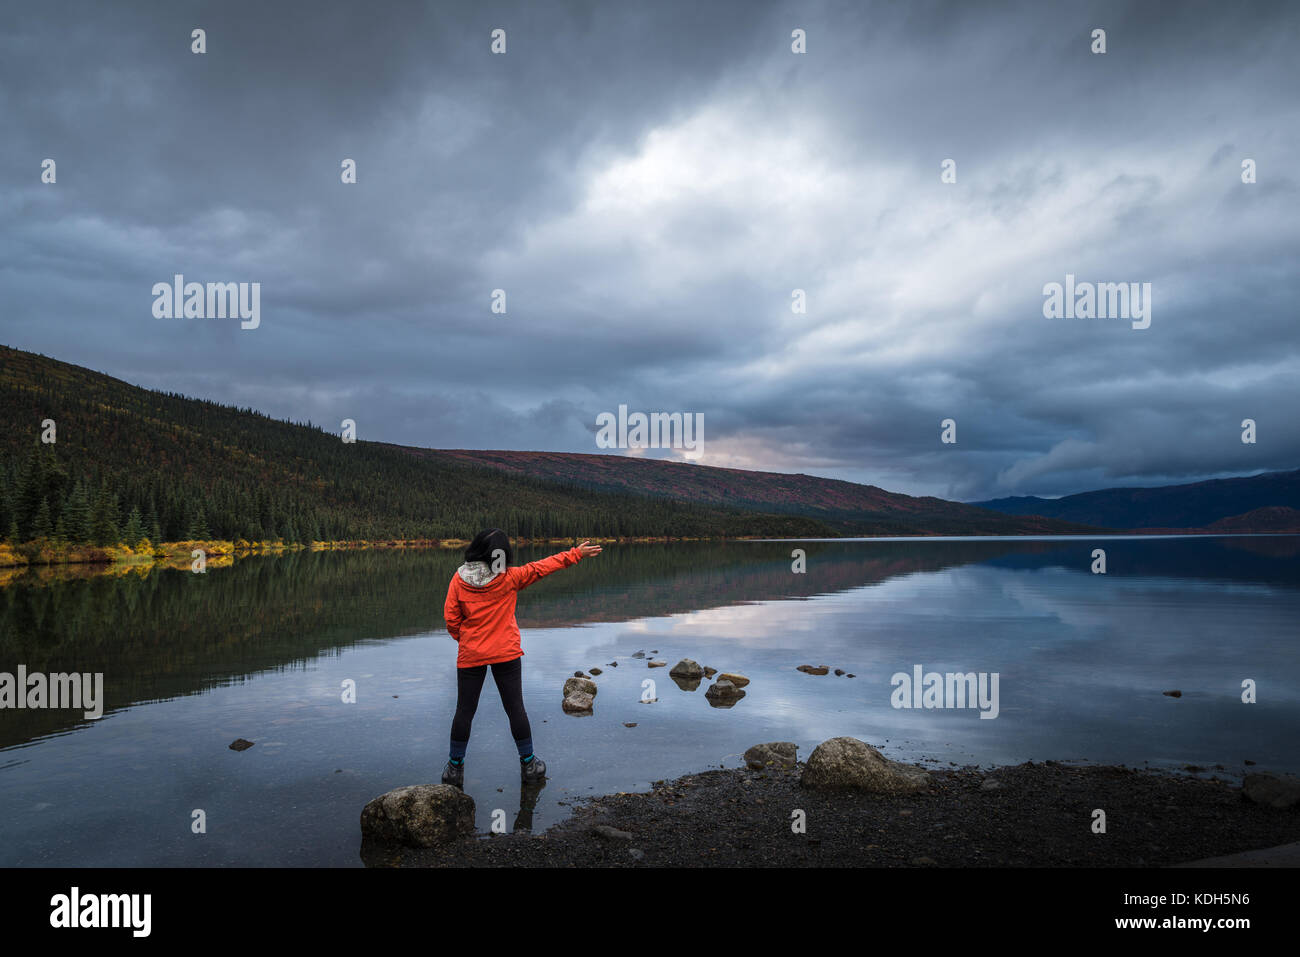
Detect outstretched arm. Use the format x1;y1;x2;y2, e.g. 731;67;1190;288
509;541;602;591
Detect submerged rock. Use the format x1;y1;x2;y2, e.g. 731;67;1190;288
589;667;603;676
574;671;587;678
229;738;255;751
669;658;704;678
797;665;830;676
718;672;749;688
705;679;746;708
647;659;667;668
801;737;931;794
631;650;646;659
702;666;717;678
1243;772;1300;809
360;784;475;847
744;742;798;769
1163;689;1182;697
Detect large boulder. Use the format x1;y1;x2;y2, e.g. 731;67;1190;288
745;741;798;770
360;784;475;847
801;737;931;794
563;676;598;698
563;691;594;714
669;658;704;678
1243;772;1300;809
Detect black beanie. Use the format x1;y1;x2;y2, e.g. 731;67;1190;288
464;528;514;567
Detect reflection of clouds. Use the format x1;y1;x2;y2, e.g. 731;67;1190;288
519;552;1300;779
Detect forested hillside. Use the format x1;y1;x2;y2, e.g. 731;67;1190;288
0;346;831;545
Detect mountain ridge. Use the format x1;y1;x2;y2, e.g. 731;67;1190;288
972;469;1300;530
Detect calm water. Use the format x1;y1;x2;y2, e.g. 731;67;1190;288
1;536;1297;866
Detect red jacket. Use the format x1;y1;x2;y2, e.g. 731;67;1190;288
444;547;584;668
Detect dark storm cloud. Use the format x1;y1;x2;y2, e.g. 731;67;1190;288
1;0;1296;499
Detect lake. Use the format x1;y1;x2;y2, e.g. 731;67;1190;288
1;535;1297;866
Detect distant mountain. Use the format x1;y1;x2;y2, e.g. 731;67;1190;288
972;470;1300;531
395;447;1102;537
1205;507;1300;533
0;344;1104;544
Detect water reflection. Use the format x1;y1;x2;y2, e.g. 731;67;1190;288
1;535;1297;866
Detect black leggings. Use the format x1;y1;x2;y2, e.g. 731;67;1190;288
450;656;531;745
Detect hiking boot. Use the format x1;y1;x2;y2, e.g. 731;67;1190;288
520;755;546;783
441;760;464;789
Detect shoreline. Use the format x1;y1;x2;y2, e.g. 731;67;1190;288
0;535;701;574
3;530;1295;577
368;760;1300;868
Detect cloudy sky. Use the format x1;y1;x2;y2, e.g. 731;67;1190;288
2;0;1297;500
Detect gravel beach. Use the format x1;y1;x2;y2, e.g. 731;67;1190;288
367;761;1300;868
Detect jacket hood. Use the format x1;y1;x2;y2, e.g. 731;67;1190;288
457;560;501;588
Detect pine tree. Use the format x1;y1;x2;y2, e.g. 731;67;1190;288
13;450;42;538
90;485;120;546
32;498;53;539
145;496;161;540
123;506;146;547
186;506;210;540
63;480;92;542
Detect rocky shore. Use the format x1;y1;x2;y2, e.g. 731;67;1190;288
361;750;1300;868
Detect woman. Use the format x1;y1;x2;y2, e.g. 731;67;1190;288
441;529;602;788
